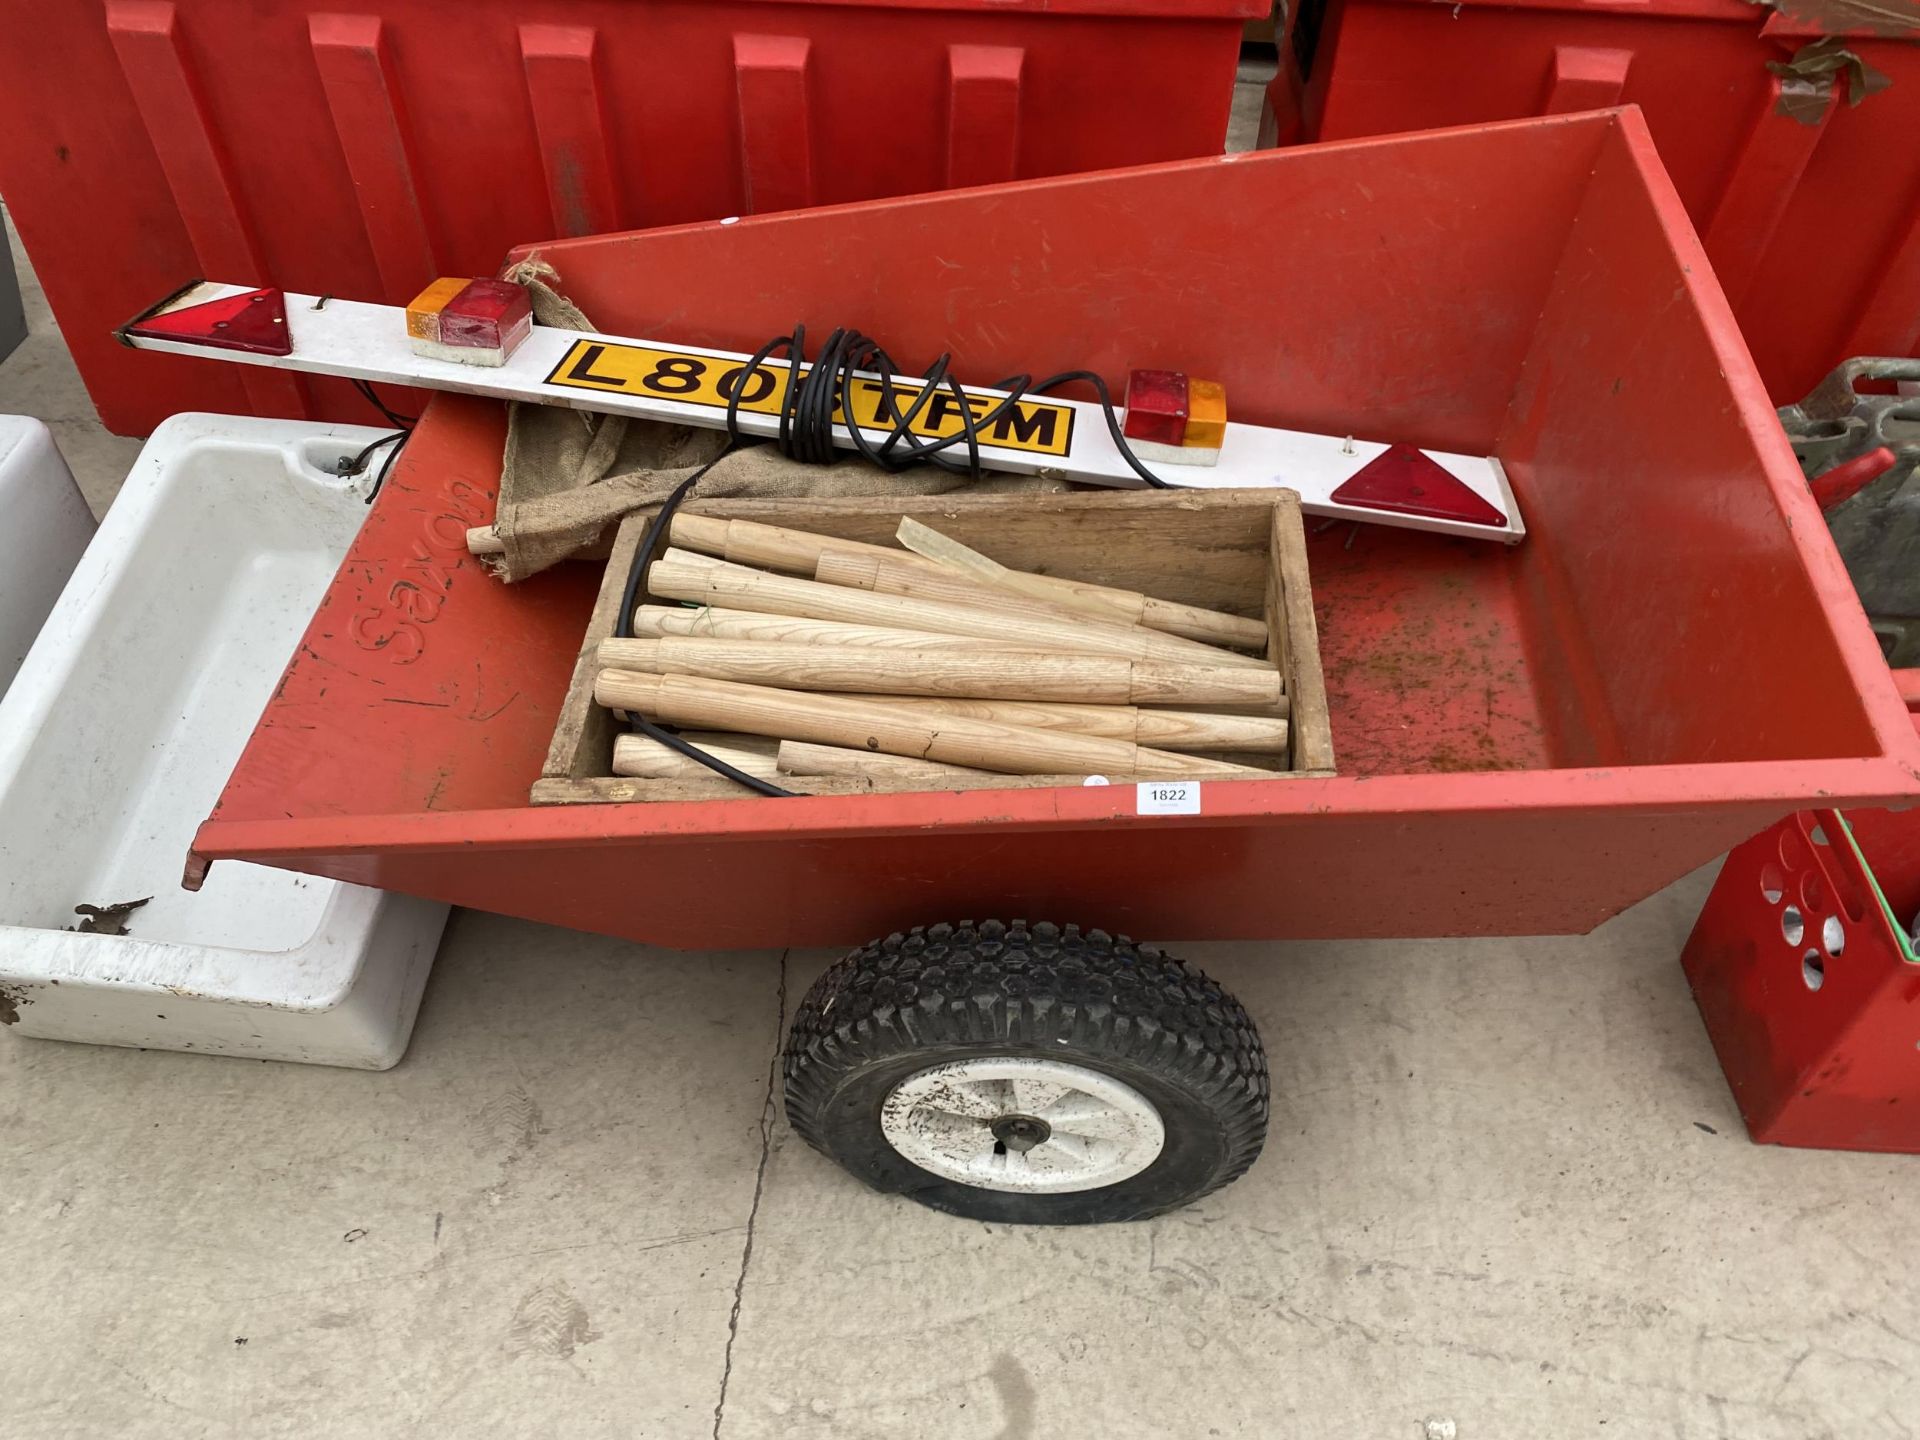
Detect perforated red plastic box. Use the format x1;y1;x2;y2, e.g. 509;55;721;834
1684;802;1920;1154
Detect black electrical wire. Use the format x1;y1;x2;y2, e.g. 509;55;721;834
341;428;403;474
352;378;418;431
613;325;1182;796
335;427;410;505
362;428;407;505
344;377;420;504
750;325;1173;489
613;451;800;798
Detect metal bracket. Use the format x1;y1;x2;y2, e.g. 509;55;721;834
1781;356;1920;664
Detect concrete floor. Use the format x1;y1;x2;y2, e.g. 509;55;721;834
6;70;1920;1440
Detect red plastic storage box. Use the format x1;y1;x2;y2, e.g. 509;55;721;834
1291;0;1920;404
0;0;1262;436
1684;802;1920;1154
181;112;1920;950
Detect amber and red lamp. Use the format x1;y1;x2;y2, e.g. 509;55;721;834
1121;368;1228;465
405;278;534;367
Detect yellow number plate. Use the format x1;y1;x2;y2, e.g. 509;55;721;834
543;340;1075;458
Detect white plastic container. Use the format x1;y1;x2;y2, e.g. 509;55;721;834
0;417;95;694
0;414;448;1068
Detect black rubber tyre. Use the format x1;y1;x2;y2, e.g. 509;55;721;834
783;920;1268;1224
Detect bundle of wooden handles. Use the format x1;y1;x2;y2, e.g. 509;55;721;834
591;512;1291;797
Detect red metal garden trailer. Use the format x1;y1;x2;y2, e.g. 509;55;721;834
171;111;1920;1221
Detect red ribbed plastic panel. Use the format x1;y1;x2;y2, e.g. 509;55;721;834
0;0;1260;434
1293;0;1920;403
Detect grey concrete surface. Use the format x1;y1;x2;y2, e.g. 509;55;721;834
1;211;142;515
1;918;783;1440
741;880;1920;1440
0;229;24;366
8;876;1919;1439
6;71;1919;1440
1228;53;1278;154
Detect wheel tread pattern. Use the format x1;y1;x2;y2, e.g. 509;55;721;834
784;920;1268;1221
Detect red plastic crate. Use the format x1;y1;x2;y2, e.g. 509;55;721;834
1684;803;1920;1153
1290;0;1920;404
181;113;1920;950
0;0;1260;436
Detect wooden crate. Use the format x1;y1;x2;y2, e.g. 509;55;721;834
534;488;1331;803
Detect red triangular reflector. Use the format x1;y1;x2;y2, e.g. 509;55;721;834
127;287;292;356
1330;444;1505;527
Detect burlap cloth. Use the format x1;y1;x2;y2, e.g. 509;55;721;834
483;260;1074;582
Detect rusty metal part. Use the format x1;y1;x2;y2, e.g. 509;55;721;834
1781;357;1920;664
65;896;152;937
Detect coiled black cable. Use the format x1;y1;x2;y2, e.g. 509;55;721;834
748;325;1172;489
615;326;1181;797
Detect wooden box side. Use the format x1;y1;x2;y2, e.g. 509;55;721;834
1267;493;1334;774
541;510;650;782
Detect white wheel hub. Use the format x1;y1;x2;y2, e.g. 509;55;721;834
879;1057;1166;1194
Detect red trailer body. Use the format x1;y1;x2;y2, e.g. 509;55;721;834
186;112;1920;949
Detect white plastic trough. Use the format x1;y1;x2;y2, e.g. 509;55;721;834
0;414;449;1068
